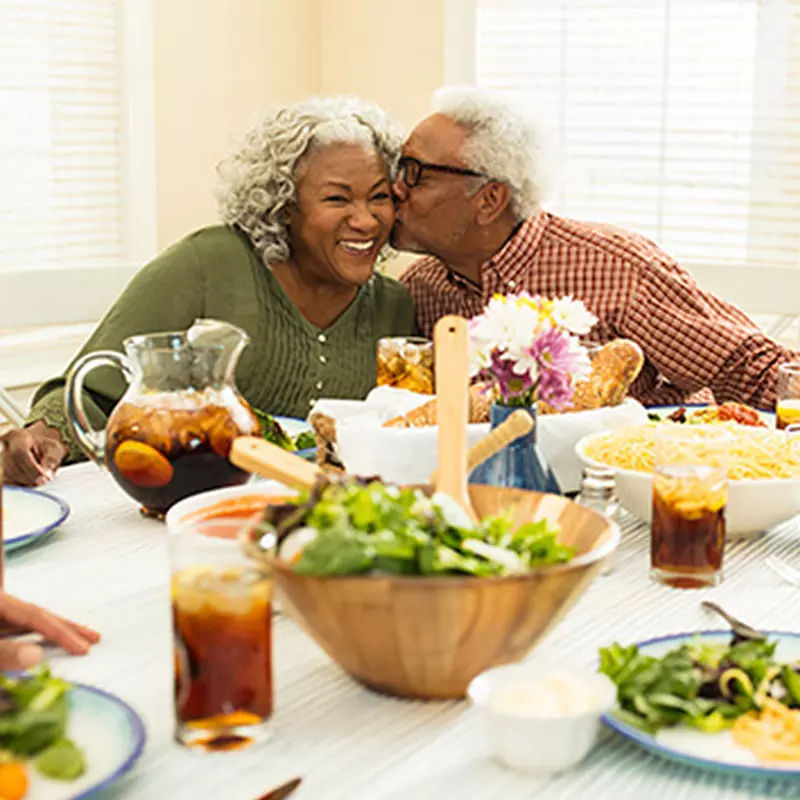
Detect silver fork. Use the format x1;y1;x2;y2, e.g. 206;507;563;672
765;555;800;587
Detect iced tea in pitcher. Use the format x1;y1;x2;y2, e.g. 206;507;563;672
106;394;260;516
65;321;261;517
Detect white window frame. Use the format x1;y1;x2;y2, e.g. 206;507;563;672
0;0;156;329
445;0;798;326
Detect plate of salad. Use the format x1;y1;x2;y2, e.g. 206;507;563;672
253;410;316;460
0;666;145;799
600;630;800;777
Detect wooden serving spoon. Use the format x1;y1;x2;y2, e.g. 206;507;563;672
432;315;478;524
428;408;533;485
229;437;320;492
231;408;532;495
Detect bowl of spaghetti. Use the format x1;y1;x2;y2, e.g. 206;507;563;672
575;422;800;538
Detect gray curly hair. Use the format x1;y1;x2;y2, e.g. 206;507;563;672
215;95;403;267
431;85;552;220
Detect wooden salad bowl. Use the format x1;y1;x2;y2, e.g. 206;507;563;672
271;484;619;700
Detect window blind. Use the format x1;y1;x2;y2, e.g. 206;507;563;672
475;0;800;271
0;0;122;273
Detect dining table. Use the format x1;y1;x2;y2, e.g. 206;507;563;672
9;461;800;800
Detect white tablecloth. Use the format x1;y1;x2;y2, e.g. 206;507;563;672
9;462;800;800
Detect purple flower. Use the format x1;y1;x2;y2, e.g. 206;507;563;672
527;329;579;410
488;350;535;404
528;328;579;374
537;369;573;410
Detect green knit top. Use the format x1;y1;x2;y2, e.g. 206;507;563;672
27;225;416;462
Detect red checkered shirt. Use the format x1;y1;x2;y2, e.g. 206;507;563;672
400;211;798;409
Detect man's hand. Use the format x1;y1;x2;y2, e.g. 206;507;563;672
0;593;100;670
2;422;69;486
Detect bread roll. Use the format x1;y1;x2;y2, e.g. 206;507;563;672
383;383;492;428
539;338;644;414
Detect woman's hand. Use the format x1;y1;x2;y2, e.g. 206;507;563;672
2;422;69;486
0;593;100;670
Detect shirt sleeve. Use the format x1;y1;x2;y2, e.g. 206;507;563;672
26;236;206;462
621;255;798;409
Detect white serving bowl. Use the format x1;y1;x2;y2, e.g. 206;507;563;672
575;432;800;538
164;481;297;531
467;664;616;775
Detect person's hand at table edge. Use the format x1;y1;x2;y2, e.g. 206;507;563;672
2;422;69;487
0;593;101;670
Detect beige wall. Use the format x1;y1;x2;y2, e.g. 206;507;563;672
317;0;445;129
152;0;319;249
318;0;446;275
152;0;446;257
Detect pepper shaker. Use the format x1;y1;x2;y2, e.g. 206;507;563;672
575;466;619;575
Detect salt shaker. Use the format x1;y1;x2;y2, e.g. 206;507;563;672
575;466;619;575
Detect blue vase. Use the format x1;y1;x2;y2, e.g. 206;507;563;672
469;404;561;494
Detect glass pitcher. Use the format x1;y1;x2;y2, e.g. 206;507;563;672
65;319;261;518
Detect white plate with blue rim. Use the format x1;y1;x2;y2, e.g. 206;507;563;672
602;629;800;779
22;680;146;799
2;487;70;552
645;404;776;426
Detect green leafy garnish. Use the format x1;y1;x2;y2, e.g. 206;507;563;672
0;666;86;781
35;738;86;780
270;479;575;577
253;409;316;452
599;635;799;734
294;431;316;451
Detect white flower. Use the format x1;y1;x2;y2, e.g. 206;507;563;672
550;297;597;336
567;335;592;380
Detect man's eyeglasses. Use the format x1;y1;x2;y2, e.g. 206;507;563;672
397;156;487;189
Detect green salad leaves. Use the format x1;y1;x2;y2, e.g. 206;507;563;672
599;635;800;735
266;479;575;577
253;409;315;452
0;666;86;781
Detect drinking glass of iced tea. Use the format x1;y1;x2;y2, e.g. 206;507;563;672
170;517;274;750
651;425;729;589
377;336;434;394
776;363;800;430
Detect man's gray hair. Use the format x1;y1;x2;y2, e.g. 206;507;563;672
431;85;551;220
215;95;403;267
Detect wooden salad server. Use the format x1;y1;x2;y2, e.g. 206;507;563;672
229;437;320;491
428;408;534;485
432;315;479;524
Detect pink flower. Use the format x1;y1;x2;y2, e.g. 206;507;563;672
488;350;535;404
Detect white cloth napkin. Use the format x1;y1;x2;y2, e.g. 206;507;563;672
312;389;648;492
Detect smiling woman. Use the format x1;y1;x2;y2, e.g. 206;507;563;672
3;96;417;487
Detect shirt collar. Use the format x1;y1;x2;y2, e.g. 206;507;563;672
480;210;549;290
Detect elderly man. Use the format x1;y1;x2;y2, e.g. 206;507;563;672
393;86;798;408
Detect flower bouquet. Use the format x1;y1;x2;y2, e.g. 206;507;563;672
468;293;597;494
468;293;597;410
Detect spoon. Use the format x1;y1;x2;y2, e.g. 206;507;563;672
229;437;320;491
701;600;766;641
229;407;533;492
432;315;478;525
765;555;800;587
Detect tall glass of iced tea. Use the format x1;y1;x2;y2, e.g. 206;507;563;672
170;517;274;750
651;425;729;589
776;363;800;430
377;336;434;394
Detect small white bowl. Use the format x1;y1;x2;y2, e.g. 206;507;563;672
467;664;616;775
